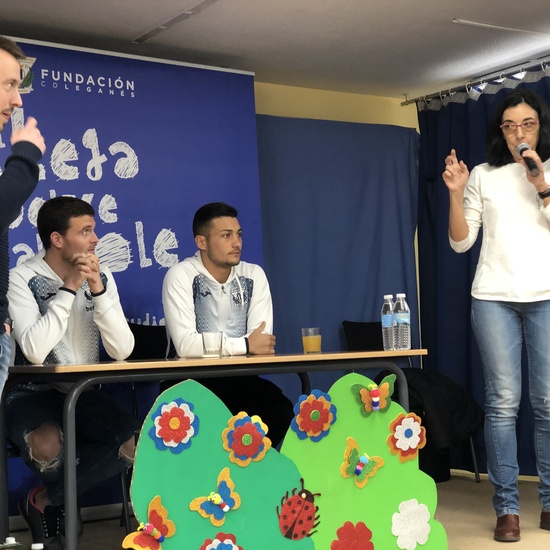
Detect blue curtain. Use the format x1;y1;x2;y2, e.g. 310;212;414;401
257;115;420;392
418;75;550;475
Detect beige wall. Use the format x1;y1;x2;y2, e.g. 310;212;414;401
254;82;418;130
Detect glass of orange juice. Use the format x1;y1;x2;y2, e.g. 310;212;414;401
301;327;322;354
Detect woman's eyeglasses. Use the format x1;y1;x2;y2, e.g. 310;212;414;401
500;119;539;135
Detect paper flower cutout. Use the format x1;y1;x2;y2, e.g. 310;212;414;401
291;389;337;442
190;468;241;526
148;398;199;454
340;437;384;488
222;411;271;466
392;499;431;549
387;412;426;462
331;521;374;550
351;374;396;417
122;495;176;550
199;532;243;550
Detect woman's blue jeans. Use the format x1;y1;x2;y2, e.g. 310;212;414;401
472;298;550;516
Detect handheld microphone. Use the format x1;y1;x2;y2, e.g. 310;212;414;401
516;142;540;177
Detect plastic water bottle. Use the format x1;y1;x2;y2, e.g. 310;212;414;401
393;293;411;350
381;294;395;351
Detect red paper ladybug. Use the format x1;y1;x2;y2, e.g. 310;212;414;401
276;478;320;540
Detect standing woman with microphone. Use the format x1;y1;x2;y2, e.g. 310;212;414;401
443;88;550;543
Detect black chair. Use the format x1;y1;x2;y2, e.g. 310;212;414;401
127;323;170;361
342;320;412;369
342;320;482;483
342;320;384;351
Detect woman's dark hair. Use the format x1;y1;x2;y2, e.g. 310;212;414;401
486;88;550;166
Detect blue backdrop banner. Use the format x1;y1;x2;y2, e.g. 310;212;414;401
2;40;263;514
2;40;263;327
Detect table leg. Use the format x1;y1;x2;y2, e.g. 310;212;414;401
63;377;94;549
373;360;410;412
297;372;311;394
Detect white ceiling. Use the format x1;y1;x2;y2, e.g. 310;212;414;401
4;0;550;100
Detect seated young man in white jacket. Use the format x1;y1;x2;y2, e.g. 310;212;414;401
6;197;139;550
162;202;293;446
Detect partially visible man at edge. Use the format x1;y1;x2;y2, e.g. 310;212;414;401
0;35;46;395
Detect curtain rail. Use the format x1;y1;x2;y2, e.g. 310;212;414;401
401;56;550;107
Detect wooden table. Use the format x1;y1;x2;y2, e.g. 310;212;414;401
0;349;426;547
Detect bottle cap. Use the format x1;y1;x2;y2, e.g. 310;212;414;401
31;544;44;550
383;294;393;299
396;293;406;298
5;538;15;544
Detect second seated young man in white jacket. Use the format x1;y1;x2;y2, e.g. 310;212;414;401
162;202;294;446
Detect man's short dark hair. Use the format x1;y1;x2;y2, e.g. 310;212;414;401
192;202;238;237
0;36;25;61
37;197;95;250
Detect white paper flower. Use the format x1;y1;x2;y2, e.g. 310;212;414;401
394;416;422;450
392;498;431;550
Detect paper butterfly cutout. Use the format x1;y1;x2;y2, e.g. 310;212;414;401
122;495;176;550
351;374;396;416
340;437;384;488
190;467;241;526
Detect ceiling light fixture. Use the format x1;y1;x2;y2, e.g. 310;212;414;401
452;18;549;35
133;0;221;44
